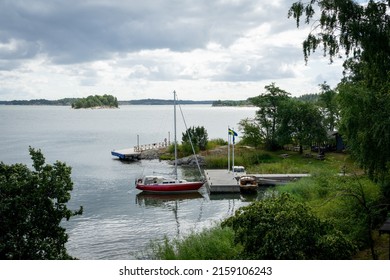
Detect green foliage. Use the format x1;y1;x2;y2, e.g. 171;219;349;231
318;82;340;131
238;118;263;148
204;155;228;169
295;93;320;103
222;193;356;259
277;99;328;153
0;147;82;259
204;148;275;169
289;0;390;183
206;138;228;150
180;142;199;157
242;83;329;152
338;82;390;181
71;94;118;109
249;83;290;150
166;143;200;159
278;173;385;258
181;126;208;151
150;226;241;260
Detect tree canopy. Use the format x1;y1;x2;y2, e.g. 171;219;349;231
71;94;118;109
278;98;328;154
182;126;209;151
0;148;82;259
248;83;290;150
289;0;390;181
240;83;329;152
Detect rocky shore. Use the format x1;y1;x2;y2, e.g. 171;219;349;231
140;149;205;166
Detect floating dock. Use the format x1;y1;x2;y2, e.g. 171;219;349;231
204;169;240;193
111;148;141;160
204;169;310;193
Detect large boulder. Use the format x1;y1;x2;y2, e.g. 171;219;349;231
174;155;206;166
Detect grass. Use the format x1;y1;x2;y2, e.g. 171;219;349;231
203;144;359;175
149;225;242;260
203;145;277;169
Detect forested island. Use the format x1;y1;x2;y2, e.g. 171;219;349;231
71;94;118;109
211;99;253;106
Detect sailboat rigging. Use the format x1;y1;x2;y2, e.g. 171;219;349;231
135;91;205;193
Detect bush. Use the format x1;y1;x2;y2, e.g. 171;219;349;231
277;173;385;257
182;126;208;151
206;138;228;150
222;193;356;259
0;148;82;259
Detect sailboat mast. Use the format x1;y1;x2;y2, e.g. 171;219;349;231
174;90;178;180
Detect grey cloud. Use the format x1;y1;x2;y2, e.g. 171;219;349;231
213;45;303;82
0;0;278;64
0;60;23;71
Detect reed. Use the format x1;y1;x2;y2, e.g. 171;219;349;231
149;225;241;260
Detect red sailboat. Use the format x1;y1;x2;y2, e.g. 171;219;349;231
135;176;204;193
136;91;204;193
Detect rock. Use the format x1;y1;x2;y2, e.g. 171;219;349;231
174;155;205;166
140;148;205;166
140;149;162;160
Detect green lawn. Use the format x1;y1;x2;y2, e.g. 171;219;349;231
204;145;359;175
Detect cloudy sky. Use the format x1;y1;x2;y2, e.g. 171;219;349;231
0;0;349;101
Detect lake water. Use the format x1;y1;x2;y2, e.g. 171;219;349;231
0;104;259;260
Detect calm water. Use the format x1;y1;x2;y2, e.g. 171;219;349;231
0;104;259;260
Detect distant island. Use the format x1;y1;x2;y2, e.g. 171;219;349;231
71;94;118;109
212;99;253;107
0;97;253;107
0;98;77;106
119;99;214;105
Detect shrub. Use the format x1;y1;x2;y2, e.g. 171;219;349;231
222;193;356;259
277;173;385;258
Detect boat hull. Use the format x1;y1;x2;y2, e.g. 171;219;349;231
136;181;204;193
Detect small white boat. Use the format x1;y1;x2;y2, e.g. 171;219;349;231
239;175;258;193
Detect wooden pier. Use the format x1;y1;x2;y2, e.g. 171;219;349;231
111;140;168;160
204;169;310;193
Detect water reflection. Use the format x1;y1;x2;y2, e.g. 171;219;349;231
136;191;206;236
135;191;204;207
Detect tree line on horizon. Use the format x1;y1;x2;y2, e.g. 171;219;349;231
0;96;321;107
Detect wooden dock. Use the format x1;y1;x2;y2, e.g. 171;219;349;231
204;169;310;193
112;140;168;161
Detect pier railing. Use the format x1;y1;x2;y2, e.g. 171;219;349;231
134;141;169;152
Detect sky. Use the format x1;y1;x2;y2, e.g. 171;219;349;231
0;0;351;101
